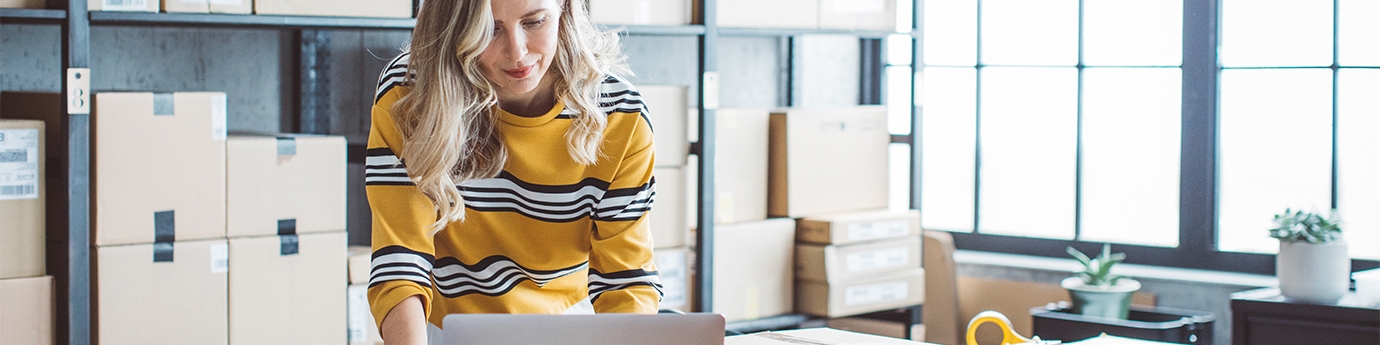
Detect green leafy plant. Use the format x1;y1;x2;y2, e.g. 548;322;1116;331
1269;208;1342;244
1067;244;1126;287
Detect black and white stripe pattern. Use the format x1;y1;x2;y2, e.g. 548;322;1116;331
595;75;654;130
433;256;588;298
458;172;655;223
594;179;655;222
369;245;436;288
376;52;413;103
588;268;663;303
364;147;412;186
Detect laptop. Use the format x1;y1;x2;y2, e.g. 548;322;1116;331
441;313;726;345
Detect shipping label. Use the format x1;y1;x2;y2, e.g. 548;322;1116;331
845;247;910;273
844;281;908;307
846;219;910;242
0;129;40;201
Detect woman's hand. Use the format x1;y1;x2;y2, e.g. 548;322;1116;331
381;295;428;345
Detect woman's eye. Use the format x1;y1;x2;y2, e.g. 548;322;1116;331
523;18;545;27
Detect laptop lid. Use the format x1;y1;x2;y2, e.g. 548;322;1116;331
442;313;726;345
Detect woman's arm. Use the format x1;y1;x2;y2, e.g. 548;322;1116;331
587;112;663;313
381;295;428;345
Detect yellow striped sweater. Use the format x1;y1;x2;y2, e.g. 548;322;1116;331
366;52;662;329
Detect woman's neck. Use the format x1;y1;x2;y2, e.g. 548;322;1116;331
497;77;558;117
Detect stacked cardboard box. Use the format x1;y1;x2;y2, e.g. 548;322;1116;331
161;0;252;14
254;0;411;18
226;133;347;345
0;119;52;345
720;0;897;31
88;92;231;345
793;210;925;318
768;107;889;218
589;0;693;26
0;0;44;8
88;0;158;12
346;246;384;345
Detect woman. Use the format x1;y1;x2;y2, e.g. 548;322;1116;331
364;0;662;343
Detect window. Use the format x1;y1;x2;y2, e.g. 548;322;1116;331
915;0;1380;273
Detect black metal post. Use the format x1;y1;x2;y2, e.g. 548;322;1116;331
694;0;718;315
61;1;91;345
298;29;332;134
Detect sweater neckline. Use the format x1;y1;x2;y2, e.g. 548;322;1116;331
497;99;565;128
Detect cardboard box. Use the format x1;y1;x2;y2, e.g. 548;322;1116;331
796;209;921;245
768;108;889;218
639;85;690;167
725;328;928;345
96;239;229;345
796;236;921;283
88;0;158;12
818;0;898;31
255;0;411;18
827;317;924;341
713;219;794;322
347;246;371;285
229;232;347;345
652;166;690;249
590;0;692;26
719;0;817;29
347;284;385;345
0;0;44;8
796;268;924;318
227;134;346;238
654;246;692;311
93;92;227;246
0;120;44;280
0;276;54;345
161;0;251;14
714;109;770;224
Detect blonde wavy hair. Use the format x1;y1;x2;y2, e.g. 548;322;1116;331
395;0;629;234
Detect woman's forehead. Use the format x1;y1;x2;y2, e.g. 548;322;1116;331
491;0;561;20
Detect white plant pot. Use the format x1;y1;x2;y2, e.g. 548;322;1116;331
1277;241;1350;304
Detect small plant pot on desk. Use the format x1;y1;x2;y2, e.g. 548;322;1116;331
1061;277;1140;319
1030;304;1215;345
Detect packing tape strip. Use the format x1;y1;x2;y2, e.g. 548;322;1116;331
153;210;176;262
279;219;299;256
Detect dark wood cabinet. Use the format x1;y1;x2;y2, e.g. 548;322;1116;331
1230;288;1379;345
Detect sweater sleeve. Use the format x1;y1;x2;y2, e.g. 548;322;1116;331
587;113;663;314
365;97;438;329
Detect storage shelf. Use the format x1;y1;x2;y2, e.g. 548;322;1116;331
718;27;904;38
601;24;707;36
88;11;416;29
0;8;66;23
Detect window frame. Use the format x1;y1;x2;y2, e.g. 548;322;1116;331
912;0;1380;275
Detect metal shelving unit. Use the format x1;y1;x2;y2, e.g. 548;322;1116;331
7;0;920;343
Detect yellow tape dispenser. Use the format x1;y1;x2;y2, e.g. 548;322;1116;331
965;311;1061;345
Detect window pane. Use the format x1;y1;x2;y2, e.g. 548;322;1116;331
1221;0;1334;67
1339;0;1380;66
887;66;914;135
1083;0;1183;66
924;0;977;66
980;0;1078;66
1219;69;1333;254
1080;68;1181;247
1338;69;1380;260
978;67;1078;239
920;67;977;232
887;34;914;66
890;143;912;212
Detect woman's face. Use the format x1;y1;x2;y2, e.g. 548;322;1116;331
479;0;562;104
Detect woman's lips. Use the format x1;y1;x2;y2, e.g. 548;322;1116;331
505;64;535;79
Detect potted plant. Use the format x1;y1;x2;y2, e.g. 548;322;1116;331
1270;208;1349;304
1061;244;1140;319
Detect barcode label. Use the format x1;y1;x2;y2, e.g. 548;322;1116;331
1;185;35;197
210;243;230;273
101;0;149;11
0;129;40;201
0;149;24;163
